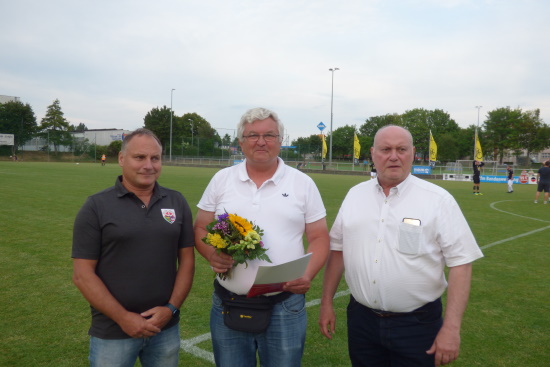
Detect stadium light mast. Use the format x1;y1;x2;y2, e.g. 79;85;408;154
475;105;482;128
170;88;175;162
329;67;339;166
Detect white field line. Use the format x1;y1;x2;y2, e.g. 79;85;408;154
483;200;550;250
489;200;550;223
480;225;550;250
180;201;549;363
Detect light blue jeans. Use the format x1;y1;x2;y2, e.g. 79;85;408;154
89;323;180;367
211;292;307;367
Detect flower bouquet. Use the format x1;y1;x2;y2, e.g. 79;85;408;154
202;212;271;280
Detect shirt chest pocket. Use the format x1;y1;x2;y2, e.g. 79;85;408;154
397;222;423;255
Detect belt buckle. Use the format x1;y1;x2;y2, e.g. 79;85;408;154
370;308;395;318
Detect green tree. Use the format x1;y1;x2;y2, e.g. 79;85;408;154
434;133;460;162
456;125;478;160
331;125;357;159
512;109;550;160
292;134;323;159
69;122;88;132
144;107;220;156
357;134;372;160
401;109;431;161
423;110;460;162
221;134;232;147
359;113;402;137
190;113;219;157
107;140;122;157
143;106;172;153
39;99;72;154
0;100;37;155
483;107;522;163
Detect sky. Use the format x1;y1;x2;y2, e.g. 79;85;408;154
1;0;549;143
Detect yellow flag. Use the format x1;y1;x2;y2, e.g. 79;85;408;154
475;130;483;161
429;130;437;162
353;133;361;160
321;134;327;159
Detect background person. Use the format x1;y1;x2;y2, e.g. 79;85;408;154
370;161;377;179
506;165;514;193
319;125;483;367
472;160;485;195
72;128;195;367
101;154;106;166
194;107;329;367
534;160;550;204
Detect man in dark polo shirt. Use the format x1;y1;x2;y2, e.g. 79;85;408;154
72;128;195;367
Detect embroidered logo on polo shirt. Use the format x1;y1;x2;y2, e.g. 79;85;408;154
282;193;289;197
161;209;176;224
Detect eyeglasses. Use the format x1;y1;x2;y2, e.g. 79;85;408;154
242;134;280;142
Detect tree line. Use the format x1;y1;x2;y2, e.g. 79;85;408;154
1;99;549;164
294;107;550;164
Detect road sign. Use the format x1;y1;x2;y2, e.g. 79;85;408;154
317;122;326;131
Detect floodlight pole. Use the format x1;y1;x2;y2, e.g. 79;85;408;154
328;67;339;166
170;88;175;162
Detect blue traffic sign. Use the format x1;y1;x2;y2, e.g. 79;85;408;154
317;122;326;131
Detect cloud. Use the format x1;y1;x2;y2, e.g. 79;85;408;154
1;0;549;141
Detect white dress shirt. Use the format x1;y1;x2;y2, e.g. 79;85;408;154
330;174;483;312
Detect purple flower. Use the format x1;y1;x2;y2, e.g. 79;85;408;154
213;220;231;235
218;213;229;221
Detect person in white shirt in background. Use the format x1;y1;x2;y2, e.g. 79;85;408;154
506;165;514;193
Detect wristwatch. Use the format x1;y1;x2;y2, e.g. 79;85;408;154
165;303;180;318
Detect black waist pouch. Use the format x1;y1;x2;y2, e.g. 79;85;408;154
214;280;291;333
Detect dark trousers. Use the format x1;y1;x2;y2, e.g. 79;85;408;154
347;295;443;367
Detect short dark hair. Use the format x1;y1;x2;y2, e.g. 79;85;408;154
121;128;162;152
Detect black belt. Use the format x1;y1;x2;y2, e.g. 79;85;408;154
354;295;442;318
214;280;292;304
367;308;422;318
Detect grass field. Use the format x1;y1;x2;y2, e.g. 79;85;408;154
0;161;548;366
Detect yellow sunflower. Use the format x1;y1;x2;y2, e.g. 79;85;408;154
229;214;253;236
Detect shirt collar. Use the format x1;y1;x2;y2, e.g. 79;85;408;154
114;175;163;198
237;157;286;185
375;173;412;197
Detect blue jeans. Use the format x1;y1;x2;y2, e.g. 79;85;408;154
211;291;307;367
89;323;180;367
347;296;443;367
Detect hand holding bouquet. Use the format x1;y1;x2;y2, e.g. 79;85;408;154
202;212;271;280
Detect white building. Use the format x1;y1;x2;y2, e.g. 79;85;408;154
21;128;132;152
0;95;21;103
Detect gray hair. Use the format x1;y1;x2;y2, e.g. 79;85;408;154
237;107;284;142
121;128;162;153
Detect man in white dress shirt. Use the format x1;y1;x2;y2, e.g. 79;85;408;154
319;125;483;367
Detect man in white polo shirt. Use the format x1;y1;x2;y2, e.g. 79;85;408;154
194;107;329;367
319;125;483;367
